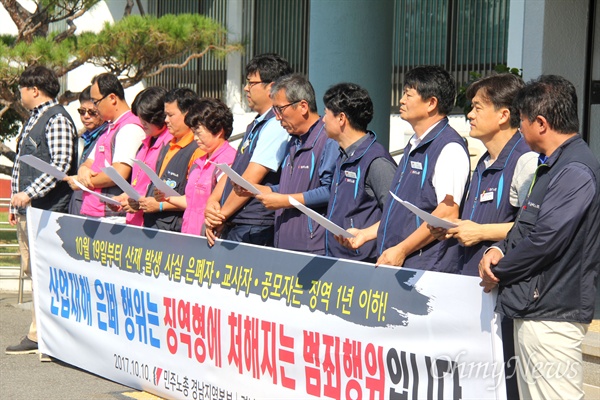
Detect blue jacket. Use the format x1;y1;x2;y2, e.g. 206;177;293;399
494;135;600;323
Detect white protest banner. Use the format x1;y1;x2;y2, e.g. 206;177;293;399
28;208;506;400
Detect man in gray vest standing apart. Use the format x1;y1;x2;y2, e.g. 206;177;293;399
6;66;78;358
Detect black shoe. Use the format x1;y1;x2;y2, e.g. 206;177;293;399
39;352;52;362
5;337;38;355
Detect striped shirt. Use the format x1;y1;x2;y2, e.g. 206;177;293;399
10;99;76;214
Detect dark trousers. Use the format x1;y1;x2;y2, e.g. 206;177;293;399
222;224;274;247
503;316;520;400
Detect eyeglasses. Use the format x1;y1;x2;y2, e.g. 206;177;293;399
245;80;264;89
77;108;99;117
92;93;110;107
273;101;300;117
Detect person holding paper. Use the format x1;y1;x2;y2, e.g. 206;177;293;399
137;88;205;231
7;66;77;357
479;76;600;400
69;73;145;223
204;54;291;246
68;86;108;215
322;83;396;262
429;74;536;276
428;73;536;400
111;87;173;226
338;66;470;271
235;74;337;254
155;98;236;235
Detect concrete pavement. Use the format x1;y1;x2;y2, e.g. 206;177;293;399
0;290;161;400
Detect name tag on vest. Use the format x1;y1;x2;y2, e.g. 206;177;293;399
480;191;494;202
344;170;357;179
411;161;423;170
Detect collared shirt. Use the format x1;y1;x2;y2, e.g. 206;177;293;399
158;131;205;177
339;134;397;208
248;108;289;172
401;119;470;204
10;99;76;214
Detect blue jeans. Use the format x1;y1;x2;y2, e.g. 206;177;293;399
222;224;274;247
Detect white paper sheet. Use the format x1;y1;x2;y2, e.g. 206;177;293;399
288;196;355;239
101;166;140;201
389;191;458;229
212;162;261;195
131;159;179;197
19;155;67;180
72;179;121;206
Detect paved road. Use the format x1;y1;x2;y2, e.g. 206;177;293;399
0;291;160;400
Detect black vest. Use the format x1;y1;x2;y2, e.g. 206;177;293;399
143;140;199;231
222;110;281;225
17;105;77;214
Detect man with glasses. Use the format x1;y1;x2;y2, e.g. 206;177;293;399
68;73;145;222
236;74;338;254
68;85;108;214
7;65;77;358
204;53;291;246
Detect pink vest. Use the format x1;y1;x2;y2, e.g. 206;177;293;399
126;128;173;226
181;142;236;235
80;111;142;217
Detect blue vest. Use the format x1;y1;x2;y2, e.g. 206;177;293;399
17;105;78;214
459;132;532;276
325;132;395;262
144;140;198;231
377;118;469;272
274;120;331;254
222;110;280;225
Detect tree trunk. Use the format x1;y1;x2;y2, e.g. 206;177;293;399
0;142;16;162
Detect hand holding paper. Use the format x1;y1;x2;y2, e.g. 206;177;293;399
288;196;355;239
71;179;121;206
131;159;179;197
212;162;261;196
101;166;141;201
389;191;458;229
19;155;67;180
